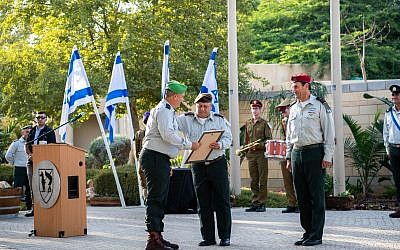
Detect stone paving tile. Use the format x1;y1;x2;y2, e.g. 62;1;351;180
0;207;399;250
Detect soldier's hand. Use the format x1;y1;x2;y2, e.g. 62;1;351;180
286;160;292;172
321;160;332;168
209;142;220;149
191;142;200;150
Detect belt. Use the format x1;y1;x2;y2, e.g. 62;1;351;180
294;143;323;150
204;155;225;166
389;143;400;148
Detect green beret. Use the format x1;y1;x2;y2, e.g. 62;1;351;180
166;80;187;94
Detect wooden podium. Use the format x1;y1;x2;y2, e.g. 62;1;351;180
32;144;87;238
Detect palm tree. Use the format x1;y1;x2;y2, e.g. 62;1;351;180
343;112;386;198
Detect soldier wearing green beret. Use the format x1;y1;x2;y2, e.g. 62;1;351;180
140;80;200;250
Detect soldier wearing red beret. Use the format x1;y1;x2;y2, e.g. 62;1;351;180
286;73;335;246
244;99;272;212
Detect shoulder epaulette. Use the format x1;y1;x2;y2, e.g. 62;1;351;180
12;139;18;142
290;101;296;107
165;103;171;110
214;113;224;118
316;96;332;113
184;112;195;116
386;106;393;113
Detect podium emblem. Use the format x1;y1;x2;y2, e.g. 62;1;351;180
32;160;61;208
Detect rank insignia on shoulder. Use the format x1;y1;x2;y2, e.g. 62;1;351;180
165;103;171;110
214;113;225;118
184;112;194;116
316;97;332;113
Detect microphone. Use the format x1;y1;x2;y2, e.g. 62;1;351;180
70;112;84;123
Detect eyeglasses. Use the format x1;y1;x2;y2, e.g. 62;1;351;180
392;93;400;96
36;116;46;119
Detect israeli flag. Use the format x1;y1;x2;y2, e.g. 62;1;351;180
104;52;129;143
59;46;94;142
161;40;170;98
200;48;219;113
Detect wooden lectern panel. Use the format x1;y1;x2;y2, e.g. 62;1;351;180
32;144;87;237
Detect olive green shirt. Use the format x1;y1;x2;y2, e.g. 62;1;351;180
245;117;272;151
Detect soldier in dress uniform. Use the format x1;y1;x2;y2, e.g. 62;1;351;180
177;93;232;247
286;73;335;246
140;80;200;250
244;99;272;212
276;99;298;213
383;84;400;218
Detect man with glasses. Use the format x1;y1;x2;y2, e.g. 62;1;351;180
25;111;56;217
383;84;400;218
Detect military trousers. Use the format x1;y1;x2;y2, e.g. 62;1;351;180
280;160;297;207
140;149;171;232
292;145;325;240
389;146;400;203
246;151;268;204
13;166;32;210
191;156;231;241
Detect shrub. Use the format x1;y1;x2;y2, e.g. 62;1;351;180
87;136;131;169
233;188;288;208
86;168;101;183
93;164;139;206
0;164;13;184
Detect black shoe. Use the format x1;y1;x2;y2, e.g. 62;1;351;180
282;206;297;213
256;204;266;212
389;210;400;218
219;238;230;246
302;239;322;246
198;240;216;246
25;211;34;217
245;204;258;212
294;237;308;246
160;236;179;249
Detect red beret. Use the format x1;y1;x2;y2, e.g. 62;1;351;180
291;73;313;84
250;99;262;108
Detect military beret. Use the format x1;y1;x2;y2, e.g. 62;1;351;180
250;99;262;108
291;73;313;84
389;84;400;93
194;93;213;103
166;80;187;94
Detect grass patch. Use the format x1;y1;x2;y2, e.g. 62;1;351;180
232;188;289;208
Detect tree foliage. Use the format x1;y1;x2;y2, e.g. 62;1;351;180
0;0;258;130
247;0;400;80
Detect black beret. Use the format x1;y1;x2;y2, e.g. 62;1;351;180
250;99;262;108
194;93;213;103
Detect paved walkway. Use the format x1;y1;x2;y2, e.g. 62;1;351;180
1;207;399;250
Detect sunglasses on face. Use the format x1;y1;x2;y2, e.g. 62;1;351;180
36;116;46;119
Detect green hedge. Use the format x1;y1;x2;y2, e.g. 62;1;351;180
233;188;289;208
86;136;131;169
0;164;13;184
93;165;139;206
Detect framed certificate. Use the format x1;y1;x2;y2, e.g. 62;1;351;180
185;130;224;164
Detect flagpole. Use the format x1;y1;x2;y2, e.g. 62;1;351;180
91;100;126;208
125;99;145;207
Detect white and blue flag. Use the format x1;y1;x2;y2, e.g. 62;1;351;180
161;40;170;98
104;52;129;143
59;46;94;142
200;48;219;113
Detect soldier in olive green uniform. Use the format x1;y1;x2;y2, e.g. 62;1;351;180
244;100;272;212
286;73;335;247
276;99;298;213
140;80;200;250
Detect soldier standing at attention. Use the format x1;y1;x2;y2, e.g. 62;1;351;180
276;99;299;213
286;73;335;246
383;84;400;218
140;80;199;250
244;100;272;212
